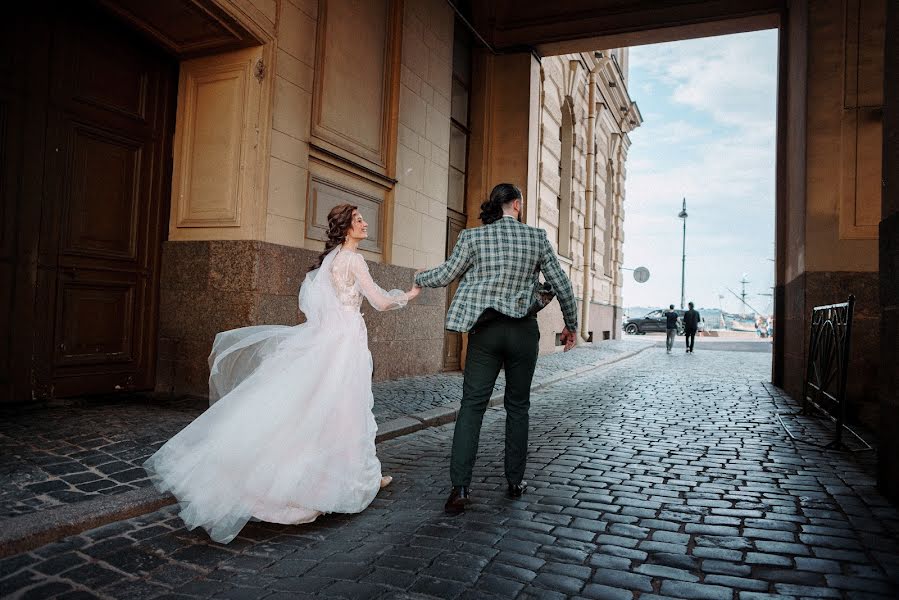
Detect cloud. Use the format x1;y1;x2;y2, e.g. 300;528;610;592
632;31;778;132
621;30;777;311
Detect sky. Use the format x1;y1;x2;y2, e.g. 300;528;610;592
620;30;778;316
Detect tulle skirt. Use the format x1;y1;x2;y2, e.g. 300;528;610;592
143;311;382;543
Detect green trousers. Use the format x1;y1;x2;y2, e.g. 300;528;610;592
450;316;540;487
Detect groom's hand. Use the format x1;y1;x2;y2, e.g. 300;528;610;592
560;327;576;352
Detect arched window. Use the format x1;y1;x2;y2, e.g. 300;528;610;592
558;100;574;257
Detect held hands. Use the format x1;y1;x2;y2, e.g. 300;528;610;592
560;327;577;352
406;269;425;301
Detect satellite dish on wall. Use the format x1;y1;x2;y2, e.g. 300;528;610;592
633;267;650;283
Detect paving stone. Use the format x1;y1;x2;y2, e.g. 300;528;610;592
704;574;769;591
591;568;653;592
19;581;75;599
659;580;733;600
580;583;634;600
58;563;124;589
31;553;87;576
408;575;468;598
2;345;899;600
773;583;842;598
744;552;793;566
699;559;751;576
634;563;700;582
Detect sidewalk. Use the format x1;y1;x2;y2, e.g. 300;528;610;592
0;338;654;557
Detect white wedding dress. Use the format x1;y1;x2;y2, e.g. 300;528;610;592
144;248;407;543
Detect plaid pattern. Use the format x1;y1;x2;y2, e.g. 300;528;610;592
415;216;578;333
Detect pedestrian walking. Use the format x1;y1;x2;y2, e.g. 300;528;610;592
684;301;701;353
664;304;679;353
415;183;578;513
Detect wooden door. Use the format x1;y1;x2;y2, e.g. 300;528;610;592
1;5;176;401
442;212;467;371
0;17;30;400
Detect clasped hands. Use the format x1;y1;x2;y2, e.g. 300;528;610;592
405;269;424;301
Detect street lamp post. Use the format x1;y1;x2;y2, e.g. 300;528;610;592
678;198;688;309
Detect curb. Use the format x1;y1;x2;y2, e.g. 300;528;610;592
2;343;652;557
375;343;652;442
0;489;175;558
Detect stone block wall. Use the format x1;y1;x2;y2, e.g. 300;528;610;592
393;0;454;269
265;0;318;247
156;240;445;397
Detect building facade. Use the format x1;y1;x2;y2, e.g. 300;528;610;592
533;50;639;352
1;0;636;401
3;0;897;501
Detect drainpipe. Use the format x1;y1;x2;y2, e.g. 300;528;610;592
581;54;609;342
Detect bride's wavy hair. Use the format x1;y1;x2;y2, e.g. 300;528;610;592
479;183;522;225
309;203;358;271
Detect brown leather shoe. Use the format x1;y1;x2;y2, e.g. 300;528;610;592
444;486;470;513
508;481;528;498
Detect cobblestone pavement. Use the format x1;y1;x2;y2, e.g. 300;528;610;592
0;340;650;522
2;347;897;599
372;339;653;422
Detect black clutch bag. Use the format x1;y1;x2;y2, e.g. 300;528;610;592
525;282;555;317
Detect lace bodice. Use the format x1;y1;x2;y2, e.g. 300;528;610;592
330;250;408;312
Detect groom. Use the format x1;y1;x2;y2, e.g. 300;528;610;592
415;183;578;513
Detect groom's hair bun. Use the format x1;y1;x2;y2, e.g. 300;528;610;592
480;183;522;225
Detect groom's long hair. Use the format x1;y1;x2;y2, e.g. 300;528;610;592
479;183;522;225
309;203;358;272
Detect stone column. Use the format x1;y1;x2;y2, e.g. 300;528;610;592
466;51;541;226
878;0;899;501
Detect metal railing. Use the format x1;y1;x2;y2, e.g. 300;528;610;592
777;295;872;451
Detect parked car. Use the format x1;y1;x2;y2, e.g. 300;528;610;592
623;309;685;335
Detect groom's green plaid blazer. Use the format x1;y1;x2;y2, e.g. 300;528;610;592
415;216;578;333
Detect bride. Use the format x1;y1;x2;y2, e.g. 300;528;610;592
144;204;420;543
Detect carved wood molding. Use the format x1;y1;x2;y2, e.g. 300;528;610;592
311;0;403;177
306;173;384;254
840;0;884;240
96;0;269;58
171;48;260;230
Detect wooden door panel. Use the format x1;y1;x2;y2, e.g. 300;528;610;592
443;213;466;371
0;99;10;386
0;260;11;383
55;275;136;366
63;124;141;259
0;38;26;399
54;13;151;125
27;5;176;399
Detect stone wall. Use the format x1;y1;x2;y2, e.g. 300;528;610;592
265;0;318;247
782;271;880;428
156;241;445;397
780;0;884;431
393;0;454;269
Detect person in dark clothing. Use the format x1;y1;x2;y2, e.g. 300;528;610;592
683;301;701;353
664;304;679;353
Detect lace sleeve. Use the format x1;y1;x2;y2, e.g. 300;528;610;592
350;253;408;311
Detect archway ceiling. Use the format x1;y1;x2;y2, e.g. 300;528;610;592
471;0;784;55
